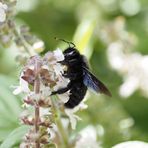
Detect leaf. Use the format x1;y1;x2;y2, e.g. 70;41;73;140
0;75;22;142
0;125;29;148
73;19;96;59
0;75;21;116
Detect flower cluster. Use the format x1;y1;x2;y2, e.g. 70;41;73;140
14;49;71;147
0;1;15;46
75;125;101;148
0;0;44;65
13;49;67;97
100;17;148;98
109;47;148;98
13;48;89;147
0;2;8;23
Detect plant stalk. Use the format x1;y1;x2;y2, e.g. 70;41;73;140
12;24;33;56
34;60;41;148
51;98;69;148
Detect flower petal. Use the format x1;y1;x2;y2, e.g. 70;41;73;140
13;86;22;95
54;48;64;61
113;141;148;148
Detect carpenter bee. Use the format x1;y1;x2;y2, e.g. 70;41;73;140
51;39;111;108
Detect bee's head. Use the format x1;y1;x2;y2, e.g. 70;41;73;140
61;47;81;65
54;38;81;64
63;47;79;57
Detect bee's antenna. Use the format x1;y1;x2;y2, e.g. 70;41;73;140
54;37;76;48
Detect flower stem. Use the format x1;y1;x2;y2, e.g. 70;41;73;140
51;97;69;148
34;60;41;148
12;23;33;56
35;106;40;148
56;112;69;147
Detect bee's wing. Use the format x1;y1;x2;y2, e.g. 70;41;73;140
83;67;111;97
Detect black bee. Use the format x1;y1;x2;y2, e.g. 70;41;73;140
51;39;111;108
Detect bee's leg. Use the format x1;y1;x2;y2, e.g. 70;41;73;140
62;73;70;78
51;82;71;95
62;73;78;79
57;60;66;65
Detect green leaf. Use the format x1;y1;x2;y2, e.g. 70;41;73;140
0;75;22;142
73;19;96;59
0;126;29;148
0;75;21;117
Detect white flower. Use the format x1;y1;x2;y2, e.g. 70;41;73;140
13;77;30;95
40;108;51;116
102;17;148;98
33;40;44;53
119;76;139;98
43;51;56;65
107;42;125;71
43;49;65;80
119;118;134;129
65;102;87;129
20;110;30;118
65;108;81;130
57;91;70;103
53;76;69;92
29;93;41;100
47;124;57;139
40;83;51;97
54;48;64;61
75;125;101;148
42;65;49;70
61;118;69;129
112;141;148;148
107;42;148;98
53;63;64;76
0;2;7;22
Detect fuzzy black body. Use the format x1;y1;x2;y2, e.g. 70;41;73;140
62;47;88;108
51;47;111;108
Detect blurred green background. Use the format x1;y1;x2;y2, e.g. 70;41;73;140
0;0;148;147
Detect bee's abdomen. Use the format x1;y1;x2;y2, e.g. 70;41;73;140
64;81;87;108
